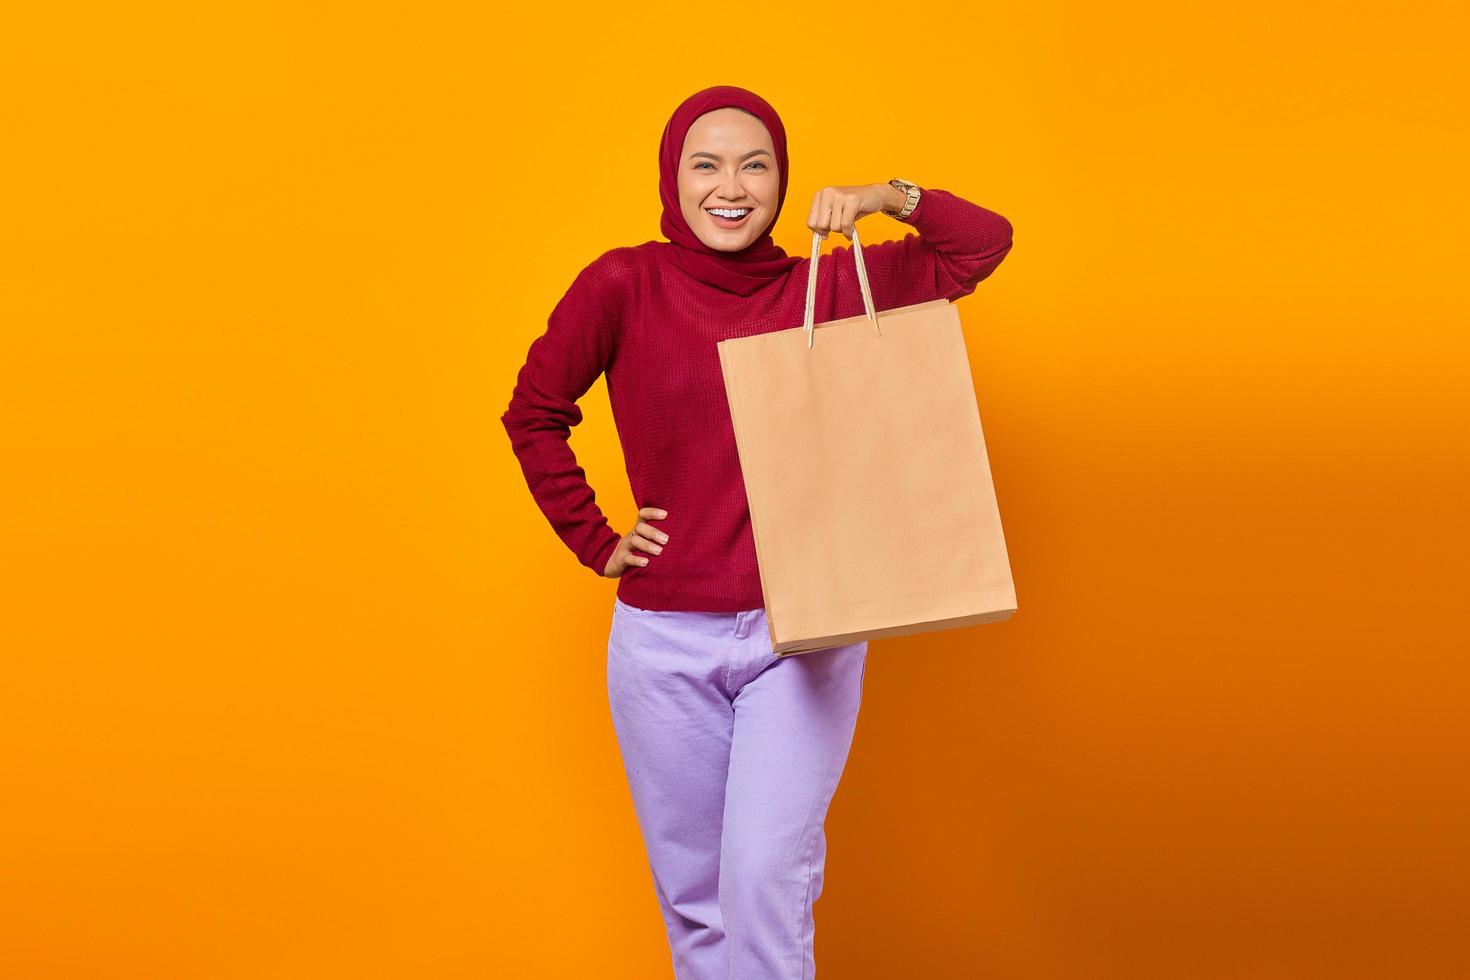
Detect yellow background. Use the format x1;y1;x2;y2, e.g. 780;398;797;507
3;1;1466;977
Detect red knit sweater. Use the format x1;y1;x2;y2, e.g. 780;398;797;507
502;187;1014;612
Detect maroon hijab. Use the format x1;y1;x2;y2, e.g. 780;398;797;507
650;85;801;296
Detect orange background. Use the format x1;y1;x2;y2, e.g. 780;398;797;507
3;2;1467;977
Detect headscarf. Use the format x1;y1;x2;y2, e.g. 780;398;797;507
650;85;801;296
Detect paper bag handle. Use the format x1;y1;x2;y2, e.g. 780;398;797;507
802;227;881;349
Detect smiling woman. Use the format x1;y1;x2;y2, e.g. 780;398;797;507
502;83;1014;980
649;90;802;295
678;112;779;244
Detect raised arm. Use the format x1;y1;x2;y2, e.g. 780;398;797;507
832;186;1015;311
500;257;625;576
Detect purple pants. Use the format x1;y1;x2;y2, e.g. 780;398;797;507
606;596;869;980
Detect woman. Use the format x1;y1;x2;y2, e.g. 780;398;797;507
502;85;1013;979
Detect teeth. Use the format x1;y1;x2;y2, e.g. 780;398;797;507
709;208;750;218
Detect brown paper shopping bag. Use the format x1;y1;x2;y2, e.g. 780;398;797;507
716;228;1017;656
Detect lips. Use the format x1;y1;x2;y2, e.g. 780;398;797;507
706;208;753;228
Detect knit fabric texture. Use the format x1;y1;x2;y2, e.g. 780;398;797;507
501;187;1014;612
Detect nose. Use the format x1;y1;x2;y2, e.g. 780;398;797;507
718;170;750;203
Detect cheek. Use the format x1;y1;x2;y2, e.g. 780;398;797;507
680;178;710;208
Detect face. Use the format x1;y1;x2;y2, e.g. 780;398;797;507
678;107;780;251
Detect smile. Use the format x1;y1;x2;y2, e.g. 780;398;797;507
706;207;753;227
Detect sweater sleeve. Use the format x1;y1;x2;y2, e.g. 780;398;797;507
834;186;1015;310
501;258;625;576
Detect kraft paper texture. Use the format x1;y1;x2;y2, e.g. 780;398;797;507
717;298;1017;655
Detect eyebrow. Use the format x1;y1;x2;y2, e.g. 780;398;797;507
688;149;773;162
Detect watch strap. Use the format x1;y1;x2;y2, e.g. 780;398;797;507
883;178;921;220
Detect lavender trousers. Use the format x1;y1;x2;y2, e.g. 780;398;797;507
606;596;869;980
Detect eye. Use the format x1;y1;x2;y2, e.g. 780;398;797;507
693;160;769;171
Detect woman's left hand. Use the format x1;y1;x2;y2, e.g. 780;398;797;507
807;183;904;240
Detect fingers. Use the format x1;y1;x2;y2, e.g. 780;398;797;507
624;507;669;569
813;187;836;238
807;187;862;240
628;532;663;556
837;196;856;239
604;534;642;577
807;188;824;235
635;521;669;545
617;531;649;568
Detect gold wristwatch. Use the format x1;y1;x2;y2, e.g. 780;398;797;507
883;178;921;220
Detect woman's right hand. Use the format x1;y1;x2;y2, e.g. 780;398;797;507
603;506;670;578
